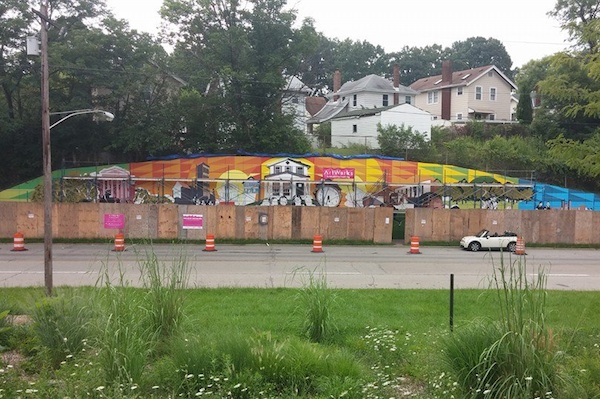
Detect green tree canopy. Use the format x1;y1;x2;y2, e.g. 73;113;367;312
161;0;311;154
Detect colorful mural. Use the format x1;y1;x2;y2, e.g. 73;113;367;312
1;153;599;210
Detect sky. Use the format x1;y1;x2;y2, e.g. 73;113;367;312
105;0;570;69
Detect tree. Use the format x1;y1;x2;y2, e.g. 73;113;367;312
448;37;513;77
328;38;387;83
162;0;311;154
516;92;533;124
386;45;446;85
377;123;428;160
548;0;600;53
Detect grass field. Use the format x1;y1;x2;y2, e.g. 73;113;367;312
1;256;600;398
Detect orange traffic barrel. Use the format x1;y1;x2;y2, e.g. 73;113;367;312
203;234;217;252
11;232;28;252
311;234;323;253
408;236;421;254
515;236;526;255
113;233;125;252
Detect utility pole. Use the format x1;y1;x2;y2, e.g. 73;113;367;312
40;0;53;296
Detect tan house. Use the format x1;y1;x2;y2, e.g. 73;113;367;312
410;60;517;124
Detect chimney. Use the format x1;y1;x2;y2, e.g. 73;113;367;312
442;60;453;83
441;60;452;120
333;69;341;101
393;64;400;105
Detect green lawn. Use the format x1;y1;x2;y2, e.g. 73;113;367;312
2;282;600;398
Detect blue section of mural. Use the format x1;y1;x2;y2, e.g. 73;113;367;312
518;180;600;210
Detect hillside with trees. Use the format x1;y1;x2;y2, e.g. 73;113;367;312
1;0;599;194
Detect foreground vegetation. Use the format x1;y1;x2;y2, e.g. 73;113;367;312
1;252;600;398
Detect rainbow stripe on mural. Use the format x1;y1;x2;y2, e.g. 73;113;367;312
1;153;598;210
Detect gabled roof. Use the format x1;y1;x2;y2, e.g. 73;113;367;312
331;103;430;120
307;98;348;124
284;76;313;94
409;65;517;92
332;74;418;98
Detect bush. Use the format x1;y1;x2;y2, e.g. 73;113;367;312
443;256;567;398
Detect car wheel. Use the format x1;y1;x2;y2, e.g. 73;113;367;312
507;242;517;252
468;242;481;252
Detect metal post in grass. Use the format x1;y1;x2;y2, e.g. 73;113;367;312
449;273;454;332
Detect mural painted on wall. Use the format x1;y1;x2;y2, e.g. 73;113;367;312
1;153;599;210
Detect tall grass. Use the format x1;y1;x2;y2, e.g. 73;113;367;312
92;246;190;386
168;330;365;397
31;288;94;367
443;255;565;398
293;267;337;343
137;247;189;340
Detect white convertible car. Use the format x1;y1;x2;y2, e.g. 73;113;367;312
460;229;518;252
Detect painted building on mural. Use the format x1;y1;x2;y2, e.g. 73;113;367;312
1;153;599;211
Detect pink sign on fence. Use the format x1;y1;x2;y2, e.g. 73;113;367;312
322;167;355;179
182;214;203;230
103;213;125;229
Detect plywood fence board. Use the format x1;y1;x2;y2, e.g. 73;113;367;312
158;204;178;239
373;207;393;243
272;206;292;240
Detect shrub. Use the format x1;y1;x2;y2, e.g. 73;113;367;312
443;256;566;398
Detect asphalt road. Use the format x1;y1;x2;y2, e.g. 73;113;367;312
1;242;599;290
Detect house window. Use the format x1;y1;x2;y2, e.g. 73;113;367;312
490;87;497;101
383;94;389;106
489;114;496;121
456;113;463;120
283;182;291;196
274;166;281;174
405;95;411;104
427;90;439;104
353;94;357;106
475;86;482;100
296;166;304;175
457;87;463;96
291;97;299;104
272;183;281;196
352;124;357;133
488;71;493;77
285;165;292;173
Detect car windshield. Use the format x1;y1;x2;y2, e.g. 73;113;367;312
475;229;489;237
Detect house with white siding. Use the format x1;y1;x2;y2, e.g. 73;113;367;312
307;65;432;148
330;103;432;148
409;61;518;124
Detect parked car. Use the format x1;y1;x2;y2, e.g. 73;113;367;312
460;229;518;252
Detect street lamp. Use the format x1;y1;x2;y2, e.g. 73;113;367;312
50;109;115;129
36;0;114;296
43;108;114;297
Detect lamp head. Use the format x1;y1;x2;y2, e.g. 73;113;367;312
94;110;115;122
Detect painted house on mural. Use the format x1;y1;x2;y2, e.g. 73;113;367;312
409;61;518;124
307;65;432;148
260;158;313;205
